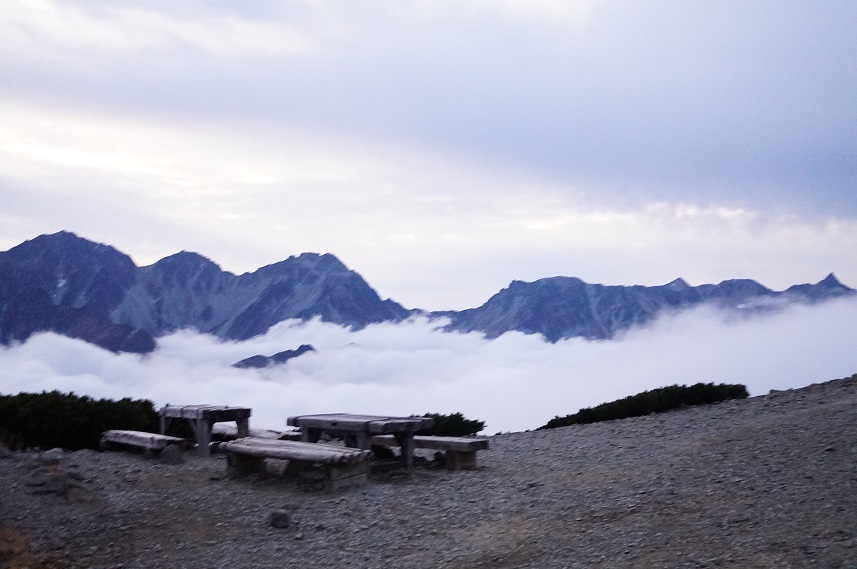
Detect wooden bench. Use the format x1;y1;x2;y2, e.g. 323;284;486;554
221;437;371;492
370;435;489;470
100;430;185;457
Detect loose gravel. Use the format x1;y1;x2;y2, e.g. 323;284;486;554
1;374;856;568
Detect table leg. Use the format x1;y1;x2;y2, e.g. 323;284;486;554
159;414;171;435
236;418;250;438
197;418;211;457
354;432;370;450
302;428;322;443
394;433;416;470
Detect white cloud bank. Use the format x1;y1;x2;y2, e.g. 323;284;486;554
2;299;856;435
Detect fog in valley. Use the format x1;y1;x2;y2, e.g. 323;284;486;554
2;298;856;434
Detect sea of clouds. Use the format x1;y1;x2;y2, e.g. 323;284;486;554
2;298;857;434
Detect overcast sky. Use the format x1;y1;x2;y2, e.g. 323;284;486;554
1;0;855;312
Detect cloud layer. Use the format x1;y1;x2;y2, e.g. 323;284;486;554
2;299;856;434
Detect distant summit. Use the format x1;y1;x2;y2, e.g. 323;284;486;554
0;232;409;352
434;274;856;342
0;231;853;351
232;344;316;369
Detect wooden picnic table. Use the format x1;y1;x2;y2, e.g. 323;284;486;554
160;404;251;457
286;413;434;469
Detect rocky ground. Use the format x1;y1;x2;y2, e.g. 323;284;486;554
1;374;856;569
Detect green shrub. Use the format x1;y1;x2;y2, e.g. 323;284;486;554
0;391;159;451
418;412;485;436
539;382;749;430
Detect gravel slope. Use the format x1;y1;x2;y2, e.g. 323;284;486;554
1;374;856;568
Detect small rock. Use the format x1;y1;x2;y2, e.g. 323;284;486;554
40;448;65;464
269;509;292;529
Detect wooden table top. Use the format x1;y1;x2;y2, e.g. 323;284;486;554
287;413;434;434
160;404;252;420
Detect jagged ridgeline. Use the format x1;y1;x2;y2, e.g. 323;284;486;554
1;231;853;353
0;391;159;451
539;383;749;429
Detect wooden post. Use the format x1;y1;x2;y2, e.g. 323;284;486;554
301;428;322;443
197;418;211;458
353;432;370;450
395;433;416;470
226;453;265;479
236;417;250;438
446;450;478;470
323;462;369;492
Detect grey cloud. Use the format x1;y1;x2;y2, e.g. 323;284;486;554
2;1;854;215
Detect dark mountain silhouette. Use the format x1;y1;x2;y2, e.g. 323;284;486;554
0;231;853;352
232;344;316;369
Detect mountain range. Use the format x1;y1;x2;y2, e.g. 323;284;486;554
0;231;853;353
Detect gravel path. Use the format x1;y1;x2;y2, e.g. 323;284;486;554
2;374;856;568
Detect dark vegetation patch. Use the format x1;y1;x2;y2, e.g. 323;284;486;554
418;412;485;437
0;390;159;451
539;382;749;430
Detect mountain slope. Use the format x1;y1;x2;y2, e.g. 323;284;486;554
0;232;409;351
0;232;155;353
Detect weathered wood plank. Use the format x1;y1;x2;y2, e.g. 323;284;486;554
212;424;284;440
287;414;378;429
101;430;184;450
287;414;433;433
366;418;434;434
371;435;490;452
160;404;252;421
223;437;371;491
222;438;370;465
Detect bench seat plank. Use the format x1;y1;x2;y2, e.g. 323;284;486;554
222;437;371;491
222;438;370;465
101;430;185;452
371;435;489;452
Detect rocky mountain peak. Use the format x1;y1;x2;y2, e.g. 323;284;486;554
818;273;847;289
147;251;225;288
783;272;855;301
4;231;135;274
664;278;690;291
